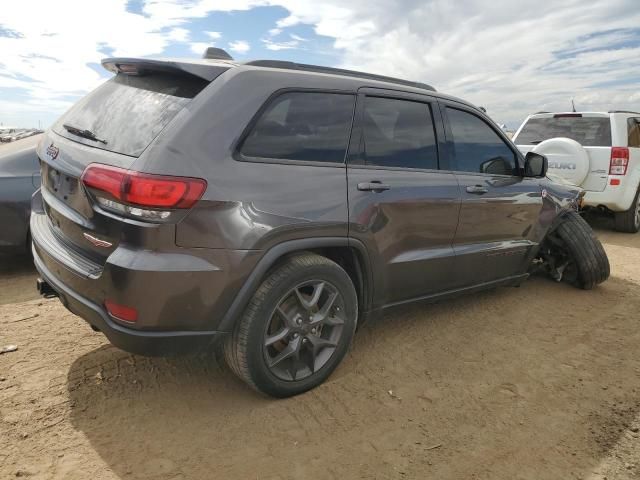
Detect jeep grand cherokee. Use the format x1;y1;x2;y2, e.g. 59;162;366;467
32;50;610;397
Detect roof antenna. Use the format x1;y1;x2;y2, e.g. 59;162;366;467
571;98;576;112
202;47;234;61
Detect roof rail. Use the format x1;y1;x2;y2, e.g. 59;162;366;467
245;60;436;92
608;110;640;115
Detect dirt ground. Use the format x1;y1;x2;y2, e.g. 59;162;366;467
1;222;640;480
0;254;40;306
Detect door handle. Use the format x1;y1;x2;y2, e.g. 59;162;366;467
358;181;391;192
466;185;489;194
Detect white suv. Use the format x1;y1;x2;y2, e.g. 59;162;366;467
514;111;640;232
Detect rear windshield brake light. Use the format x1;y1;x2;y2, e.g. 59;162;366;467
553;113;583;118
81;164;207;210
116;63;144;75
610;147;629;175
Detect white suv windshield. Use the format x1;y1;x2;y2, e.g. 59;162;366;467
515;116;612;146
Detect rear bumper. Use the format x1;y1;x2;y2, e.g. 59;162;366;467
33;245;226;355
29;188;261;328
28;197;261;355
583;171;640;211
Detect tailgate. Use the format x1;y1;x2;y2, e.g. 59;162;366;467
518;145;610;191
515;113;612;191
582;147;610;191
35;63;220;265
37;133;134;264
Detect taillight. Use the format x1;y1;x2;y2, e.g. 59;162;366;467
81;164;206;220
610;147;629;175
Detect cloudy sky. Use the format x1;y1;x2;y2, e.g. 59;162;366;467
1;0;639;130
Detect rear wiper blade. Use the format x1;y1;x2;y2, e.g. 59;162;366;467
62;124;107;145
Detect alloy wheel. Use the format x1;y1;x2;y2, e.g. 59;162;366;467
263;280;346;382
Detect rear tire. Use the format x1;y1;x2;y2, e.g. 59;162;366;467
614;186;640;233
224;252;357;397
555;211;610;289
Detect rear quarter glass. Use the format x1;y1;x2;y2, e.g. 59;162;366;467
52;72;209;157
515;117;612;147
239;91;356;163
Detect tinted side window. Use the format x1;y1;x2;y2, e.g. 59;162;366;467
628;117;640;148
446;107;517;175
240;92;355;163
362;97;438;169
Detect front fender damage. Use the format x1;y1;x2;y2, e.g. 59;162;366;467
530;179;586;283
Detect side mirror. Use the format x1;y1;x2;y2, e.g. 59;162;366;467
524;152;548;178
480;157;512;175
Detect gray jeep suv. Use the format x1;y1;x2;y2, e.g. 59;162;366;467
32;50;610;397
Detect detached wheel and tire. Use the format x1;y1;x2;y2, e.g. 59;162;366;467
543;210;610;289
225;253;357;397
614;186;640;233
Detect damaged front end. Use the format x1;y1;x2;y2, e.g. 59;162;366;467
531;221;580;284
528;177;605;287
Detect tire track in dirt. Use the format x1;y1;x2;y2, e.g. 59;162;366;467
1;234;640;479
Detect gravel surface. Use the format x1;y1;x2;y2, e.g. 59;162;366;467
1;227;639;479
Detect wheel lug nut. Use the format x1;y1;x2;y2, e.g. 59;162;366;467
302;338;308;344
311;328;317;335
293;333;299;339
296;318;302;325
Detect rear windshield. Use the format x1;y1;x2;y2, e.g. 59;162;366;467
53;72;208;157
514;116;612;147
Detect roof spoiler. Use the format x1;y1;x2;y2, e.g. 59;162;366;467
101;57;231;82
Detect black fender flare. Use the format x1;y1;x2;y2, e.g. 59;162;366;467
217;237;373;332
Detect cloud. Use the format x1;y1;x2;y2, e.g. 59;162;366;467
0;0;267;125
262;33;309;50
167;27;190;42
228;40;251;54
262;38;300;51
190;42;212;55
2;0;640;128
271;0;640;127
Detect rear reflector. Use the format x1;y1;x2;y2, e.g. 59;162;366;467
609;147;629;175
81;164;207;209
105;300;138;323
610;178;621;186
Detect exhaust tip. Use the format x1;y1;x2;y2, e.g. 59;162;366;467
36;278;58;298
